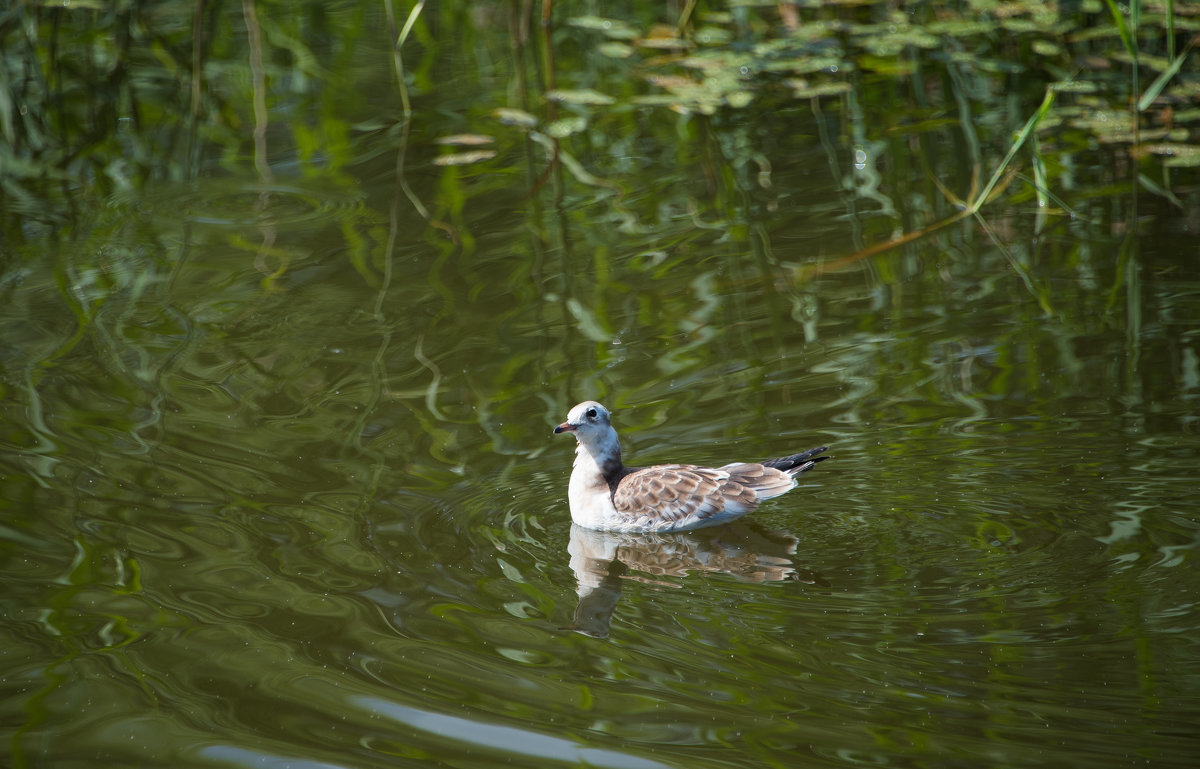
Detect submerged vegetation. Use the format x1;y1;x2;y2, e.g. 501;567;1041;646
2;0;1194;446
2;1;1196;241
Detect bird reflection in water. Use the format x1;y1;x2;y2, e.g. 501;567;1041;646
566;521;827;638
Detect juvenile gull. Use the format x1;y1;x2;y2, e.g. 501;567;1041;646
553;401;828;532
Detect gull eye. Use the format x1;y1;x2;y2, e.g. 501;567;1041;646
586;407;597;419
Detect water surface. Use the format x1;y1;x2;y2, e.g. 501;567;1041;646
2;2;1199;768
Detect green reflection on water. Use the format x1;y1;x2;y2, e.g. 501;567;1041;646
2;1;1200;768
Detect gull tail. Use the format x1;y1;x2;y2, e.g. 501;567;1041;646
761;446;829;478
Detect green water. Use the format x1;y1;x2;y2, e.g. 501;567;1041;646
2;2;1199;767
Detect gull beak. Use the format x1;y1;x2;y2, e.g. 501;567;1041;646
553;422;576;434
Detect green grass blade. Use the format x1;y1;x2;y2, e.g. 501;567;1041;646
1168;0;1175;60
971;88;1056;213
1137;38;1195;111
1103;0;1137;60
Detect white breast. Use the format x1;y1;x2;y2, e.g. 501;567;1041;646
568;446;620;530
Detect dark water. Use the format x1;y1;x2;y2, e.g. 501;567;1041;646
2;2;1199;767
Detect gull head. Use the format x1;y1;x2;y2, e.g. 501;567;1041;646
553;401;614;445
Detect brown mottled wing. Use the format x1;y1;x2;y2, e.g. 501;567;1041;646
612;464;761;529
719;462;797;500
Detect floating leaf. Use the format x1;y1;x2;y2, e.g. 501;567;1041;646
435;134;494;146
1171;108;1200;124
787;80;853;99
763;54;849;75
1049;80;1099;93
433;150;497;166
638;37;690;50
546;88;616;106
856;24;939;54
491;108;538;128
726;90;753;108
1169;80;1200;99
629;94;685;107
858;54;916;75
1142;143;1200;167
645;73;698;91
546;117;587;138
637;25;691;50
597;42;634;59
927;19;996;37
566;15;640;40
694;26;732;45
1001;19;1050;34
1070;108;1137;142
678;54;732;72
1032;40;1064;57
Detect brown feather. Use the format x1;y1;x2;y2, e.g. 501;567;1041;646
608;464;789;531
